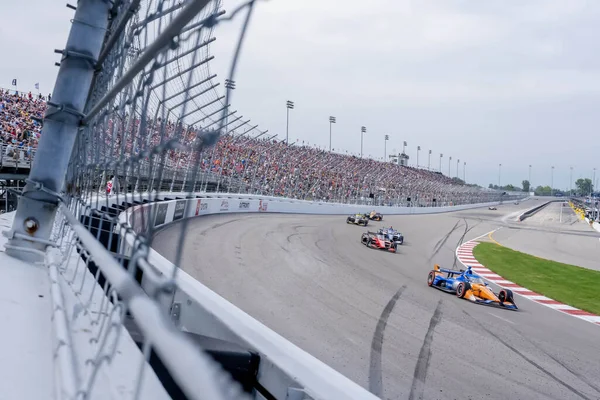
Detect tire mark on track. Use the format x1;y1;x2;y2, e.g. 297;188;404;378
460;309;593;400
368;285;407;397
408;299;443;400
428;220;462;262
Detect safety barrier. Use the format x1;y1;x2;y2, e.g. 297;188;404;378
113;192;516;399
517;200;554;221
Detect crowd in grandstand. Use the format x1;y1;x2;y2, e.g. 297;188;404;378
0;89;46;163
195;132;498;206
1;87;502;205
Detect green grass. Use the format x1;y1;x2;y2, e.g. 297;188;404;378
473;242;600;315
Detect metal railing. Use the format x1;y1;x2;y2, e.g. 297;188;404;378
0;144;35;169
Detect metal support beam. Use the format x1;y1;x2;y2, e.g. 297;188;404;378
6;0;111;261
83;0;213;123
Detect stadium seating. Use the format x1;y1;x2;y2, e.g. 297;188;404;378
1;88;501;205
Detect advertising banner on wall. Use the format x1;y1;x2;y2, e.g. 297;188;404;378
196;199;208;215
155;203;168;226
173;200;186;221
132;206;150;235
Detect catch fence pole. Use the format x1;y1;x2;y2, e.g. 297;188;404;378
6;0;110;261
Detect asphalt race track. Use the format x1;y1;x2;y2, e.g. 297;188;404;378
154;201;600;400
492;201;600;271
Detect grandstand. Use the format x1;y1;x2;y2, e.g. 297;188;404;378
1;99;504;208
0;89;504;207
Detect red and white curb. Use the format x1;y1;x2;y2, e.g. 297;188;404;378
456;239;600;327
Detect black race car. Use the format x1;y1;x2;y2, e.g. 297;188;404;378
347;213;369;226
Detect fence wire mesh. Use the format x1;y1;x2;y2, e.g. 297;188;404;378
43;0;258;398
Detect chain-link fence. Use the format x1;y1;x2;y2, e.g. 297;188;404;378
6;0;259;398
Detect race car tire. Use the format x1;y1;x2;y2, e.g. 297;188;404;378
346;218;351;224
498;289;514;304
427;271;436;287
397;238;404;245
456;282;471;298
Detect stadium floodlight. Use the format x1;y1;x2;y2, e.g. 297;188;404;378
499;163;502;187
551;165;555;196
449;156;452;176
286;100;294;145
593;168;597;197
464;161;466;182
439;153;443;172
570;166;573;195
456;158;460;178
360;126;367;158
428;149;432;170
224;80;236;134
403;141;407;154
224;79;236;90
417;145;421;167
329;116;336;151
384;134;389;160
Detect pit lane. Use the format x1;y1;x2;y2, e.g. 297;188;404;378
153;201;600;400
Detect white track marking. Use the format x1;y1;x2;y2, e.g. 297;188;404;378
487;312;516;325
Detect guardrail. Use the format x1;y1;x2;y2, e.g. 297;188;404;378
112;192;512;399
517;200;554;221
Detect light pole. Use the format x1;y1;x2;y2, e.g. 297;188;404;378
569;166;573;195
428;150;432;170
448;156;452;176
498;163;502;187
456;158;460;178
551;166;554;196
593;168;597;196
361;126;366;158
439;153;443;172
528;164;532;192
224;79;236;133
286;100;294;145
403;141;407;154
463;161;466;182
417;146;421;168
384;134;389;161
329;116;336;151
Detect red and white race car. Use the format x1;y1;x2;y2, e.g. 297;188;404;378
360;231;398;253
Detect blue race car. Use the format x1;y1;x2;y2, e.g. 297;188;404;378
427;265;518;310
377;226;404;245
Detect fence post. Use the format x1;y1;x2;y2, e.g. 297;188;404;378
5;0;110;261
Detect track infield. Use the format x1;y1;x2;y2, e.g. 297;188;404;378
473;242;600;315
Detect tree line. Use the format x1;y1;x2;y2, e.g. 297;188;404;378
488;179;595;197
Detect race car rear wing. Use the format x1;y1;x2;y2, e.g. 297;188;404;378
433;264;466;276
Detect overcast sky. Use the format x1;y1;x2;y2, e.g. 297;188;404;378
2;1;599;189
